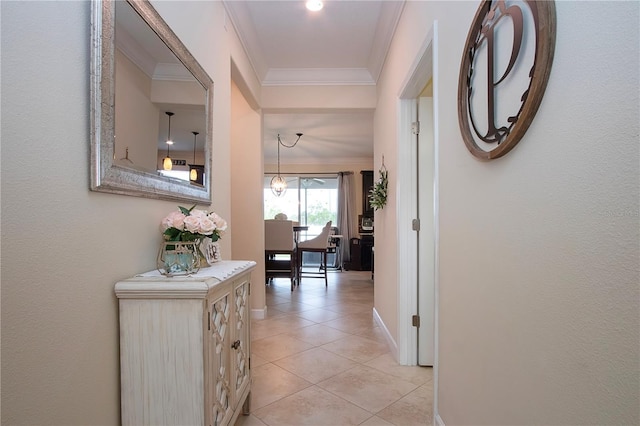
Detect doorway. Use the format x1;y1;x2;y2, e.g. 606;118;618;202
417;94;435;367
396;18;440;420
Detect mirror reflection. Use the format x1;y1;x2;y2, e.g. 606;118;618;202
114;0;206;183
90;0;213;203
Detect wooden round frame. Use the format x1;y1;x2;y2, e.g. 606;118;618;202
458;0;556;160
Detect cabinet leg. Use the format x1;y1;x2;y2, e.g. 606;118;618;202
242;391;251;415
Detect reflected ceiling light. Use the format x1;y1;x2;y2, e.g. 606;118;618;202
190;131;199;181
306;0;323;11
270;132;303;197
163;111;174;171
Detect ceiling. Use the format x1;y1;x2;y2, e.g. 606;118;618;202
224;0;405;164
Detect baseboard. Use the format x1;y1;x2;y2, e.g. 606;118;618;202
251;306;266;320
372;307;398;361
435;414;445;426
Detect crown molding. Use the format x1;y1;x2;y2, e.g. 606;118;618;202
265;156;373;166
223;0;405;86
263;68;375;86
223;1;268;81
115;22;157;78
153;63;198;82
116;23;193;82
368;1;406;82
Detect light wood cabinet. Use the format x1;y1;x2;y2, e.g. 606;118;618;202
115;261;255;426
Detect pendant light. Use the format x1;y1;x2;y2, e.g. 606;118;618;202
163;111;174;171
270;132;303;197
190;131;199;181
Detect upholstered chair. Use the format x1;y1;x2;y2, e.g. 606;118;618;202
264;219;296;290
296;221;332;287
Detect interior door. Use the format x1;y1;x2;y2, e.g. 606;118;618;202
417;95;435;366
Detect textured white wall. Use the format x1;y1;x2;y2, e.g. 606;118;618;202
261;85;376;110
384;2;640;425
377;1;639;424
231;80;266;313
0;1;236;424
439;3;639;424
115;49;159;171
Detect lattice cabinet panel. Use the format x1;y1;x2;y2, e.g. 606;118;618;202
208;290;232;426
232;278;251;406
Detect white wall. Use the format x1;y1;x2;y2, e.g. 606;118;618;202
231;79;266;314
376;1;639;424
261;85;376;110
0;1;240;424
115;49;159;171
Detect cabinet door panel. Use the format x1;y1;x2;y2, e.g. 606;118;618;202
206;290;233;426
231;278;251;403
120;299;204;426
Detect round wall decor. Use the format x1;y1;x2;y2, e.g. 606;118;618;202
458;0;556;160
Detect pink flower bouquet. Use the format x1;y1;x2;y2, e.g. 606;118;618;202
160;205;227;243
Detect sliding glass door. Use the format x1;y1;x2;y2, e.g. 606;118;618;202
263;176;338;237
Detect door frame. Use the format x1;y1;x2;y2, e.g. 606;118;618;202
396;19;440;420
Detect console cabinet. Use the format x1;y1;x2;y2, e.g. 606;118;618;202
115;261;256;426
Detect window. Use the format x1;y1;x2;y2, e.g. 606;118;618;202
263;176;338;237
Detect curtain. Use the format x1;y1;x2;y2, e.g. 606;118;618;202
337;172;355;262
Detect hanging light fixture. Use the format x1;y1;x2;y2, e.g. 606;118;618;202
270;132;303;197
189;131;199;181
162;111;174;171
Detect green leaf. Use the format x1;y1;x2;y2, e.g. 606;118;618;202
163;228;182;241
181;232;199;242
178;205;195;216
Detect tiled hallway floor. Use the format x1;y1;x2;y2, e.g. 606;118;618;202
235;271;433;426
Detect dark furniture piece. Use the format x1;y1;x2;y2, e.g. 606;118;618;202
360;234;374;271
361;170;374;216
347;235;374;271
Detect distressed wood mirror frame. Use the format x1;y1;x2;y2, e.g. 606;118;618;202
458;0;556;160
90;0;213;203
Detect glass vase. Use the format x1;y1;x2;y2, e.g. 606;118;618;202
157;241;201;276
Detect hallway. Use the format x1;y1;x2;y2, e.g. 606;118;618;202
236;271;433;426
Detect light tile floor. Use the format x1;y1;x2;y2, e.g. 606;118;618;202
235;271;433;426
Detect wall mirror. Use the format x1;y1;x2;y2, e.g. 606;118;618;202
90;0;213;203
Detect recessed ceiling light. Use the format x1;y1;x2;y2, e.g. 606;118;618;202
306;0;323;12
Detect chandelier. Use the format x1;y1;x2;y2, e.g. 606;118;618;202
270;132;303;197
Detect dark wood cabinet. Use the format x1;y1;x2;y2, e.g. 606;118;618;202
361;170;373;216
346;235;374;271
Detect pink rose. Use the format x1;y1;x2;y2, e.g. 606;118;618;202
209;212;227;232
183;215;203;234
190;209;208;219
199;217;216;235
160;211;185;231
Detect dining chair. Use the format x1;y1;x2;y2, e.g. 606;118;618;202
296;221;332;287
264;219;296;291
